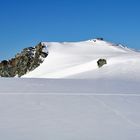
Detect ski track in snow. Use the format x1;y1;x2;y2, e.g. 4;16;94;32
94;97;140;128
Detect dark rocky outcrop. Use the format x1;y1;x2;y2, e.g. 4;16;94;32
0;42;48;77
97;59;107;68
96;38;104;41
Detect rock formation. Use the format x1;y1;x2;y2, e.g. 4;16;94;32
0;42;48;77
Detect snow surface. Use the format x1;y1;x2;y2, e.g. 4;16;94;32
23;39;140;79
0;78;140;140
1;39;140;139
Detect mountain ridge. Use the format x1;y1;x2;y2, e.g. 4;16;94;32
0;42;48;77
0;38;140;78
23;39;140;79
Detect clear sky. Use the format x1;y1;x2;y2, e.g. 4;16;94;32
0;0;140;60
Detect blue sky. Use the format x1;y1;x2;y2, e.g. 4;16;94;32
0;0;140;60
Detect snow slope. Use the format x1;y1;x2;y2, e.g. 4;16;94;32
23;39;140;79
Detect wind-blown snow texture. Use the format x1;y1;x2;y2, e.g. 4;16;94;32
1;39;140;140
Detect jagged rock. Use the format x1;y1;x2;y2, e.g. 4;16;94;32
0;42;48;77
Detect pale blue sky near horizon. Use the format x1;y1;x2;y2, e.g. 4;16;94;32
0;0;140;60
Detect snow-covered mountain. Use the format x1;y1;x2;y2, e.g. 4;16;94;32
23;39;140;80
0;39;140;140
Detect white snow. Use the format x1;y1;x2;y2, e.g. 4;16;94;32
1;39;140;139
23;39;140;79
0;78;140;140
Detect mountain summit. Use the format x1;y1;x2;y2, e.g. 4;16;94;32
22;39;140;80
0;38;140;79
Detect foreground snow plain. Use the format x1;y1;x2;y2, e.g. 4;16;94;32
0;78;140;140
1;39;140;140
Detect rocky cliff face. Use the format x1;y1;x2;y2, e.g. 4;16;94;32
0;42;48;77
